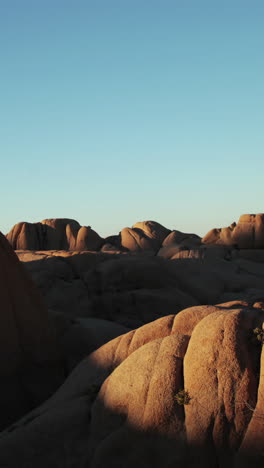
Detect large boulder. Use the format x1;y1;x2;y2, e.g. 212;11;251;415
89;303;264;467
0;302;263;467
202;214;264;248
66;225;104;251
121;221;170;252
162;230;201;247
41;218;81;249
0;232;64;430
6;219;103;251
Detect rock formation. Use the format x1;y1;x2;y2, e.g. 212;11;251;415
14;244;264;328
0;302;262;467
120;220;170;252
0;232;64;430
202;213;264;248
1;213;264;466
7;213;264;251
6;218;104;251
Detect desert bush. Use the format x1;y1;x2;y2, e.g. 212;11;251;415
175;389;191;405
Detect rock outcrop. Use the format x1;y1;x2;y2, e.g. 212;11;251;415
0;232;64;430
6;219;104;251
6;213;264;251
15;244;264;328
202;213;264;248
0;302;262;467
120;220;170;252
2;212;264;466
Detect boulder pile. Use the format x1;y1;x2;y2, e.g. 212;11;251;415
1;213;264;466
0;302;262;467
6;213;264;252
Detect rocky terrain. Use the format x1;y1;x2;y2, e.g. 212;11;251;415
0;214;263;467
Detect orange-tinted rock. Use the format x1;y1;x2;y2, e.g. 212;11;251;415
202;222;236;246
0;303;263;467
89;334;189;467
132;221;170;243
120;227;156;251
6;219;103;251
235;338;264;466
121;220;170;252
72;225;103;250
41;218;81;249
6;221;44;250
87;303;264;467
184;306;263;465
162;230;201;247
202;214;264;248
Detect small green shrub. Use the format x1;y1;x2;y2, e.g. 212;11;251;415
175;389;191;405
253;327;264;344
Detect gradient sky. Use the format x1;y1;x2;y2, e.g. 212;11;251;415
1;0;264;237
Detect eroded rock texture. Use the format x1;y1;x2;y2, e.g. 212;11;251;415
6;213;264;251
0;303;262;467
6;218;104;251
1;213;264;467
203;214;264;248
15;245;264;330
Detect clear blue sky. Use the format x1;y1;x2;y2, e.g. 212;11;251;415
1;0;264;237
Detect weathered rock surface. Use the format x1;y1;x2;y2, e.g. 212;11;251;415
14;242;264;329
6;213;264;251
202;213;264;248
6;218;104;251
0;302;263;467
2;213;264;465
0;232;64;430
162;229;201;247
120;220;171;252
16;251;200;327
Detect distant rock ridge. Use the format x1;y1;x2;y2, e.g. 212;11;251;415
202;213;264;248
5;213;264;251
6;218;104;251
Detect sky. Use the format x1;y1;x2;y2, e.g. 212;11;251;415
1;0;264;237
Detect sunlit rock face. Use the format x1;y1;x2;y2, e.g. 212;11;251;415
120;220;171;252
6;213;264;251
6;218;104;251
202;213;264;248
0;302;263;467
0;232;64;430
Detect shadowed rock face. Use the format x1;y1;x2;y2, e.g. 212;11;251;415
15;244;264;328
202;214;264;248
16;251;200;327
0;302;263;467
0;232;64;430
